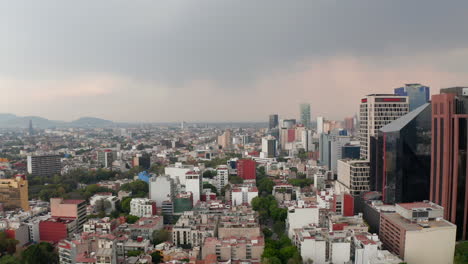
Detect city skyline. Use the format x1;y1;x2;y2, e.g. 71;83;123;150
2;1;468;122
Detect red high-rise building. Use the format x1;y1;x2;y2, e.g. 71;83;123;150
39;218;76;243
287;129;295;142
344;117;354;132
431;87;468;240
237;159;256;180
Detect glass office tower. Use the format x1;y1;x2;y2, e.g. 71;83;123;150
376;103;432;204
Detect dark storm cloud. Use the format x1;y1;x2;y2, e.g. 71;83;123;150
1;0;468;83
1;1;468;122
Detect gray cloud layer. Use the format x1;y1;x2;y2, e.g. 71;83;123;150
1;1;468;122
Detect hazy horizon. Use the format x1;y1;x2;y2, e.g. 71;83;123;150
2;1;468;122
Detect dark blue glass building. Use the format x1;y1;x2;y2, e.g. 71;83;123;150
394;83;430;111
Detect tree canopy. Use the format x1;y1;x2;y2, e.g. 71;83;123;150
21;242;58;264
120;180;149;197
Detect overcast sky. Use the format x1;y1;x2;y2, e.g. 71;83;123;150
1;0;468;122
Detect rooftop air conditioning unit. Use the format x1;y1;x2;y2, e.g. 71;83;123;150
462;88;468;96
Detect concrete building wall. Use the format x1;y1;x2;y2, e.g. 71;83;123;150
404;225;456;264
149;175;174;207
354;244;379;264
337;160;351;188
331;242;351;264
164;166;193;185
185;174;201;206
301;239;326;264
51;198;78;218
287;206;319;238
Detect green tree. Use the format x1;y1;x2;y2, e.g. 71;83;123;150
0;232;18;255
297;148;308;161
262;228;273;238
270;207;287;222
120;180;149;197
21;242;58;264
81;184;115;200
151;251;163;264
0;255;20;264
203;183;218;195
262;257;282;264
258;177;274;195
454;241;468;264
152;229;170;245
203;170;217;179
229;175;244;184
121;197;132;214
279;246;297;263
288;178;313;188
126;215;140;224
273;221;285;236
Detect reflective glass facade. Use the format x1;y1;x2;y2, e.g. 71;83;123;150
377;104;432;204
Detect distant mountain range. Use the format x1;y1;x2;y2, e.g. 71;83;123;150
0;114;114;128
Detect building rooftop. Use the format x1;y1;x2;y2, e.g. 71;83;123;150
354;234;378;245
383;213;455;231
61;199;86;205
397;201;442;210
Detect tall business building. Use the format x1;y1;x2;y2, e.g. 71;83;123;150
27;155;62;177
28;120;34;136
319;133;331;168
394;83;430;112
97;150;116;168
431;87;468;240
373;103;432;204
359;94;409;160
316;116;324;134
0;176;29;211
261;136;277;158
300;103;311;128
217;129;232;150
269;114;279;130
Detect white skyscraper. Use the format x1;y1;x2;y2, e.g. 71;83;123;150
261;136;277;158
216;166;229;191
317;116;324;134
359;94;409;159
185;171;202;206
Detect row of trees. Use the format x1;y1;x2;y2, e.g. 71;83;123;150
253;165;302;264
262;235;302;264
287;178;313;188
251;195;287;226
0;242;58;264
